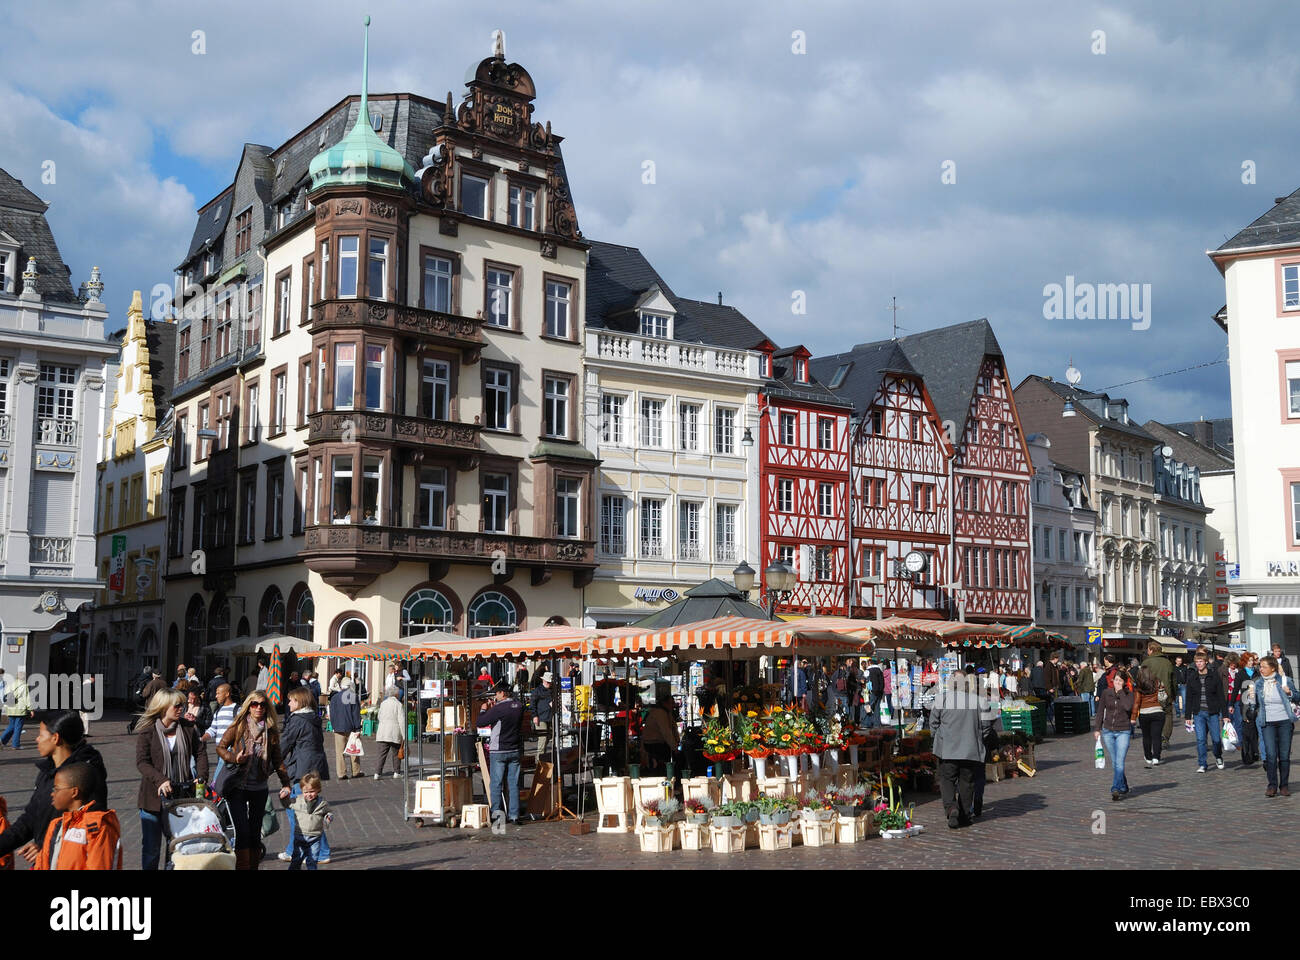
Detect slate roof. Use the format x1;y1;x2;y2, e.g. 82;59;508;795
145;320;178;413
810;340;918;414
1020;375;1158;442
184;187;233;263
1163;416;1234;458
891;318;1002;431
0;168;79;302
585;240;769;349
1217;187;1300;252
1144;420;1234;471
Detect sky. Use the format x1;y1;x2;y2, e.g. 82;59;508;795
3;0;1296;423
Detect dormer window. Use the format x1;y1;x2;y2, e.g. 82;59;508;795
829;363;851;389
795;358;808;383
640;312;669;339
760;354;771;377
0;252;8;294
460;173;489;219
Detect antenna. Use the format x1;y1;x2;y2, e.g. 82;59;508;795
889;296;904;339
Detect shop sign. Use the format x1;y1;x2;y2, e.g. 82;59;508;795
1195;602;1213;622
1085;627;1103;645
1266;561;1300;577
108;536;126;593
633;586;680;603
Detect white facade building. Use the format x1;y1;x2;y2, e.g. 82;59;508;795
1027;433;1097;647
0;169;114;677
1210;195;1300;665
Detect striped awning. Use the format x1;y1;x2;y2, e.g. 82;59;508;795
409;625;650;661
589;616;873;660
1256;595;1300;615
301;641;416;661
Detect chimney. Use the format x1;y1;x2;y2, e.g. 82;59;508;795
717;291;723;305
1194;420;1213;448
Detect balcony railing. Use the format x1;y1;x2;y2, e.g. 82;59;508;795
589;330;758;378
312;299;483;357
0;414;9;442
303;524;595;567
600;537;626;556
35;418;77;446
639;538;664;559
715;542;738;563
30;537;73;564
679;541;703;561
307;410;481;456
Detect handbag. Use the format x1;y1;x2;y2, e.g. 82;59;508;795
1157;684;1167;705
396;742;405;761
212;758;239;798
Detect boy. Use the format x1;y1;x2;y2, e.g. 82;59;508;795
288;772;333;870
35;762;121;870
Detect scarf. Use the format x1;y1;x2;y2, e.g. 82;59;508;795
156;720;192;784
240;717;270;778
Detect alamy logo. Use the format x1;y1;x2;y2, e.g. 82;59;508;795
1042;275;1151;331
50;891;151;940
2;673;103;720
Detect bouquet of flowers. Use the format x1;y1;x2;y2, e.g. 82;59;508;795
800;789;836;812
736;711;770;758
641;797;680;824
792;711;822;753
764;707;803;755
702;715;737;761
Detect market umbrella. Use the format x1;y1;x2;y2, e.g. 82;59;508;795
589;616;871;660
266;644;282;708
253;633;322;655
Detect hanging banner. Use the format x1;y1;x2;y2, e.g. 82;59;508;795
109;535;126;592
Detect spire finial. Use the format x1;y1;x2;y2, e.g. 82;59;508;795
492;28;505;60
360;15;371;119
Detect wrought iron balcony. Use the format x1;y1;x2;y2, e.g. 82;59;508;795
30;537;73;564
312;299;483;361
35;418;77;446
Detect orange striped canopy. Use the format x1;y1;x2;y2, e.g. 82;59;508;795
409;624;650;661
589;616;874;660
301;641;416;660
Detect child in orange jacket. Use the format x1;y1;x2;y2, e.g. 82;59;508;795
0;797;12;869
35;762;121;870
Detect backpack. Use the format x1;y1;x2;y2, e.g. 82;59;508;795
835;676;846;693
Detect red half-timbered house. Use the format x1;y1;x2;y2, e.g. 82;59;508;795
758;344;853;615
812;342;955;618
894;320;1034;623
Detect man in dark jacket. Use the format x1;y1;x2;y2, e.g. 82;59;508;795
1272;643;1294;679
0;715;108;863
865;660;885;725
329;677;363;779
1185;648;1225;772
478;682;525;825
205;665;228;705
1140;641;1176;746
930;675;995;829
140;669;167;705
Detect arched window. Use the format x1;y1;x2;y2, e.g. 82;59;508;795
467;590;517;638
261;586;286;635
291;589;315;641
338;618;368;643
208;594;231;649
185;595;206;664
401;588;454;637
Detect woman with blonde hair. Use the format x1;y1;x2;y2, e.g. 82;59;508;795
135;688;208;869
217;691;292;870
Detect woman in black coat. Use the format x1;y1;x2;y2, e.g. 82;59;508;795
0;711;107;865
277;686;331;863
135;689;209;870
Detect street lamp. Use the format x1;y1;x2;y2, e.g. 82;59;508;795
732;560;756;594
763;560;796;622
740;427;754;447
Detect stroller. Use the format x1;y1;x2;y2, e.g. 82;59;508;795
162;785;237;870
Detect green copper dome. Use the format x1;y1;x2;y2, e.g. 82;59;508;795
309;17;415;192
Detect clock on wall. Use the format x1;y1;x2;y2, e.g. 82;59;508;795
904;551;928;574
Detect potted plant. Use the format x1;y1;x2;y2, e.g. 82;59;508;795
756;794;795;826
800;790;836;822
641;797;680;828
684;797;714;825
831;783;868;818
876;774;922;838
710;800;745;829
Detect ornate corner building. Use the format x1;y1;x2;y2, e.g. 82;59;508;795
163;33;596;665
0;168;115;676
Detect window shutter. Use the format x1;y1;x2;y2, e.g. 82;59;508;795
30;472;75;536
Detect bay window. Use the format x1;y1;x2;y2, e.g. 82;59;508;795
337;236;359;298
364;344;384;410
334;344;355;409
418;467;448;530
331;456;353;523
422;358;451;420
423;254;453;312
556;476;580;538
362;457;381;524
367;238;388;300
483;473;509;533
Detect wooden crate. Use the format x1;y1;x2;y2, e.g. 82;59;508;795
411;776;472;819
680;820;710;850
709;823;747;853
638;823;678;853
800;812;837;847
757;822;794;850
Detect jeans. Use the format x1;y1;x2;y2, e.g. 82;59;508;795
488;748;521;822
1081;691;1094;717
1100;729;1130;794
1193;711;1223;768
282;783;331;860
1261;719;1295;790
140;809;163;870
1137;713;1163;761
290;831;323;870
1177;685;1186;716
1;715;24;748
865;694;882;728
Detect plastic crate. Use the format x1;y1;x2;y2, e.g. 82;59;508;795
1053;699;1090;735
1001;707;1046;740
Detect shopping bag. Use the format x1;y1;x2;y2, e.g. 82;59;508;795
344;731;365;757
1221;719;1238;751
1094;736;1105;770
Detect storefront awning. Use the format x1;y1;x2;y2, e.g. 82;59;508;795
1256;596;1300;615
